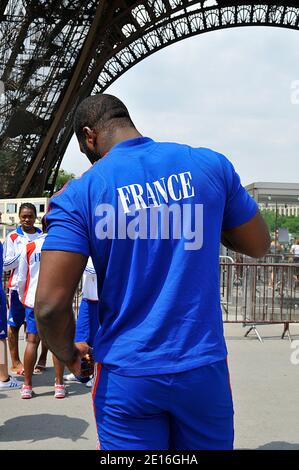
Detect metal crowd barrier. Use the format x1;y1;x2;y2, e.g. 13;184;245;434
258;253;299;265
220;261;299;341
225;250;299;265
3;260;299;341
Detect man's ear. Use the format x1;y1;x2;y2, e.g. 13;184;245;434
83;126;97;149
83;126;95;145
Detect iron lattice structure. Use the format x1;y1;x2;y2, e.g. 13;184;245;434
1;0;299;197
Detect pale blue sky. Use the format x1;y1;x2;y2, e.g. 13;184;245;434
62;26;299;186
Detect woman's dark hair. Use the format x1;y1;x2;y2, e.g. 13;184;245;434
19;202;37;217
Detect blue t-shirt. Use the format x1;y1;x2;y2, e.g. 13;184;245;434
43;137;257;376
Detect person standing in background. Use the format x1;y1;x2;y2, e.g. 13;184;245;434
0;210;22;390
18;220;65;399
3;203;42;375
290;239;299;284
290;239;299;259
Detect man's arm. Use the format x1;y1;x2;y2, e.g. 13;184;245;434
221;211;270;258
35;250;87;370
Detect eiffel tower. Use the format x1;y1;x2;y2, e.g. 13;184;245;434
1;0;299;198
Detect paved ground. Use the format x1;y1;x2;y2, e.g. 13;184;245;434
1;323;299;450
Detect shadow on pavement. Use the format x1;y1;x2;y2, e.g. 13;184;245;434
0;414;89;443
257;441;299;450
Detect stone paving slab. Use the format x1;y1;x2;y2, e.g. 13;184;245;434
1;323;299;450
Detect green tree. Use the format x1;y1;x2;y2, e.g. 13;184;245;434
54;169;75;193
44;168;76;196
261;209;299;238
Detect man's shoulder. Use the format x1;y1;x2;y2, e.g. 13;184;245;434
159;141;226;163
190;145;225;160
47;166;105;219
53;164;105;198
147;140;225;164
186;145;232;177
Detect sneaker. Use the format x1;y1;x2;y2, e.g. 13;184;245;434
85;377;94;388
0;375;22;390
63;373;79;382
21;384;33;399
54;383;66;399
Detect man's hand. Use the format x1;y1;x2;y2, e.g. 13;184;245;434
66;343;95;378
75;342;95;377
65;346;82;377
75;341;90;356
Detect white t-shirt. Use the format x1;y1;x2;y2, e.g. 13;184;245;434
24;231;40;242
82;258;98;301
3;226;42;290
18;234;47;308
291;244;299;256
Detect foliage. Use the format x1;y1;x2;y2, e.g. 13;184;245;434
261;209;299;237
53;168;75;193
43;168;75;196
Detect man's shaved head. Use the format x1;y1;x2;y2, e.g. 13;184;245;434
74;94;134;146
73;93;141;161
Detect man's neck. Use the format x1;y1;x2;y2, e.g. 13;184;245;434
102;128;142;156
